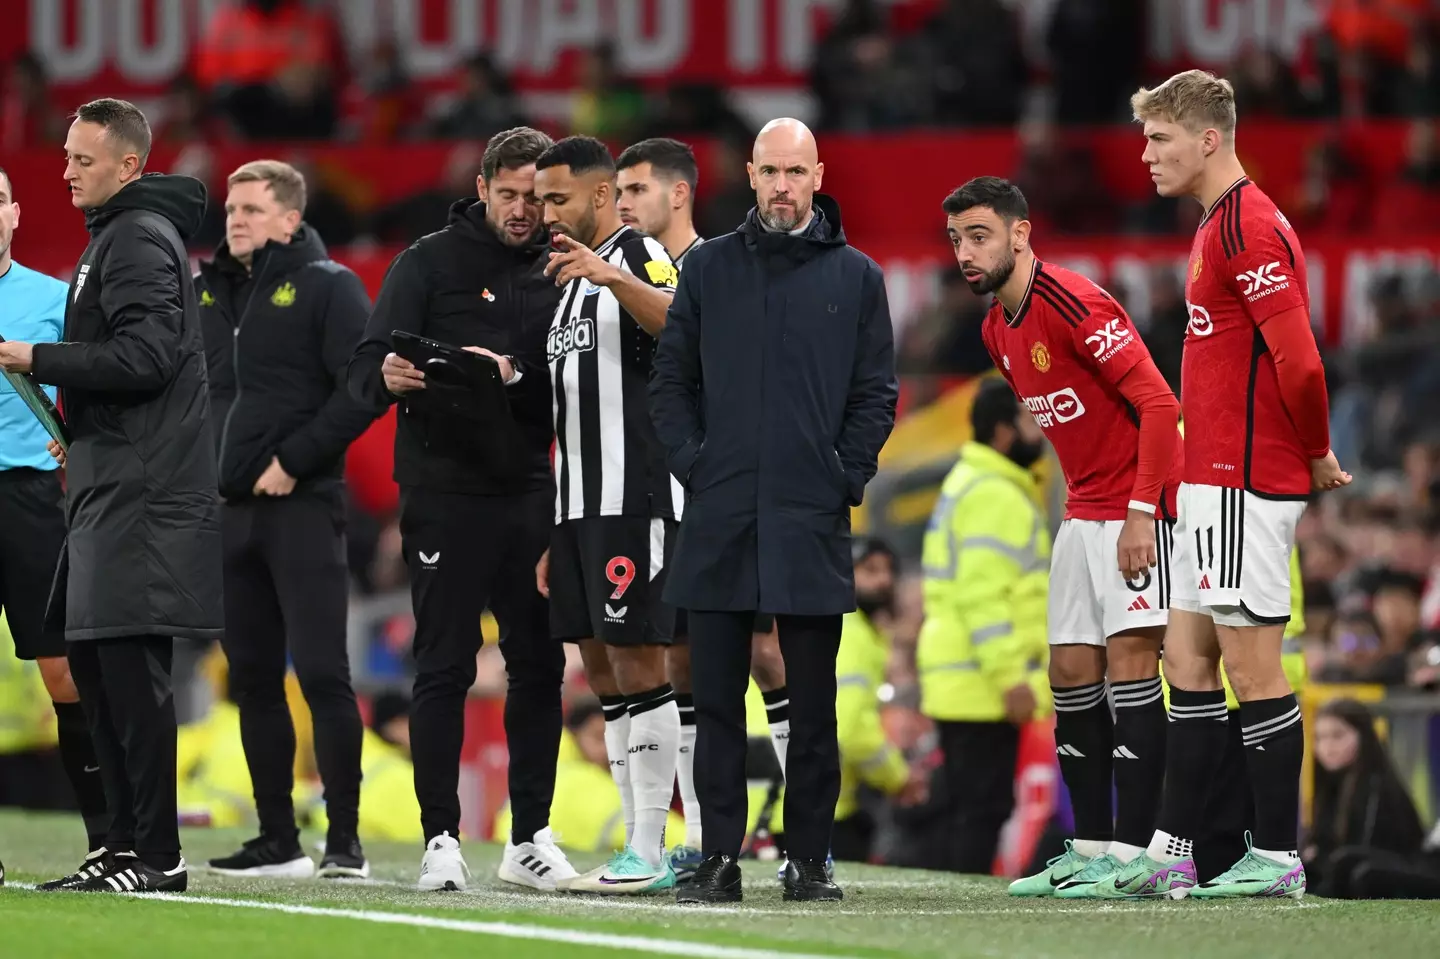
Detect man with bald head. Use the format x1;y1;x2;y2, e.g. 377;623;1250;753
650;119;898;904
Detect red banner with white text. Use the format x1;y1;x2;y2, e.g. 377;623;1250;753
2;0;1347;104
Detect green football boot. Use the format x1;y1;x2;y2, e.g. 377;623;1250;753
1189;835;1305;900
1008;840;1093;897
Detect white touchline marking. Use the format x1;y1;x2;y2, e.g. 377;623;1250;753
36;890;868;959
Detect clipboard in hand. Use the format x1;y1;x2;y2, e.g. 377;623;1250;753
391;330;512;423
0;334;72;452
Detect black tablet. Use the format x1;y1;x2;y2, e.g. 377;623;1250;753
392;330;511;421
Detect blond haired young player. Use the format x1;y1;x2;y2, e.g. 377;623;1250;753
1098;70;1349;901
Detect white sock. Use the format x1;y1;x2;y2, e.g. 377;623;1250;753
761;686;791;775
627;687;681;869
1146;830;1193;863
601;697;635;846
1107;841;1146;864
1253;847;1301;866
675;695;702;850
1071;839;1110;859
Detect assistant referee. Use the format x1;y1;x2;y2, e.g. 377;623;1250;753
0;165;110;878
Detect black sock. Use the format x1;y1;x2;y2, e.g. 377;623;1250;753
53;700;111;851
1239;694;1303;854
1156;687;1230;854
1051;682;1114;843
675;692;695;728
761;686;789;725
1110;677;1167;847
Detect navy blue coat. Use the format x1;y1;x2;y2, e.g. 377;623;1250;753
648;194;898;615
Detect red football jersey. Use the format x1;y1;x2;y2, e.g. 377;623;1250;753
982;261;1181;522
1182;178;1313;496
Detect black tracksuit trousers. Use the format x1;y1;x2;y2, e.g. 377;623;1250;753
67;635;179;870
221;495;363;843
401;487;564;845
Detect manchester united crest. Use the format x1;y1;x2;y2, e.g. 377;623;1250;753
1191;255;1203;281
1030;342;1051;372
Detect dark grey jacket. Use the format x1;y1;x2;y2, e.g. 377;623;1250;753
32;174;224;642
648;194;898;615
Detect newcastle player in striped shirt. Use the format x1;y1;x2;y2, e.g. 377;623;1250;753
614;138;796;882
531;137;684;893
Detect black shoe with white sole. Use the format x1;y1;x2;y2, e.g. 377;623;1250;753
318;837;370;879
38;848;115;891
207;835;315;878
70;856;188;893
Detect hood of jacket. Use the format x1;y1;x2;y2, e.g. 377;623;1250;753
203;222;329;280
448;197;551;258
84;173;208;240
740;192;848;263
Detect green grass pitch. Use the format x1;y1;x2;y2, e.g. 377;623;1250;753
3;810;1439;958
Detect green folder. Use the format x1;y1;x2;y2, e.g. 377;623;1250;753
0;335;72;453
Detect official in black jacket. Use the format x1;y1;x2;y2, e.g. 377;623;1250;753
0;99;223;893
649;119;898;904
194;160;378;880
346;127;576;891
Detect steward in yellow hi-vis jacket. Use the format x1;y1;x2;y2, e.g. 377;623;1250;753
917;381;1051;874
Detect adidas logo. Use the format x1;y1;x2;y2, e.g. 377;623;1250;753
1198;574;1212;590
1056;744;1086;757
1112;745;1139;759
1127;596;1151;612
517;853;552;879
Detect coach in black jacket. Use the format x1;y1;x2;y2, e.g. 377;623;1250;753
194;160;378;880
649;119;898;904
0;99;222;893
346;127;575;890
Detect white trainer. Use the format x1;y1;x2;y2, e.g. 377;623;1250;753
417;831;470;892
497;827;579;891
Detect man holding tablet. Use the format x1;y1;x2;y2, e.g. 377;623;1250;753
347;126;577;893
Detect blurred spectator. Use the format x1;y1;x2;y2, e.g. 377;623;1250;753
813;1;931;132
425;54;525;142
1305;699;1430;898
1395;33;1440;117
569;44;648;142
1372;121;1440;233
154;76;226;145
921;0;1027;128
1316;607;1408;684
368;143;482;245
1291;136;1369;233
1;53;64;150
198;0;344;140
695;137;756;239
644;84;750;144
1046;0;1144;125
1230;48;1311;119
346;39;422;143
1142;265;1187;393
897;267;992;377
1012;123;1115;234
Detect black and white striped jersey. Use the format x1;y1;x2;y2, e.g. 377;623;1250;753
548;226;683;522
673;236;704;270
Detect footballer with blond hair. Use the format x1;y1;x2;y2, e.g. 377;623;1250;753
1100;70;1350;900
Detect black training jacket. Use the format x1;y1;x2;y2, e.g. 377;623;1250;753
30;174;224;642
195;225;379;502
346;199;561;497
